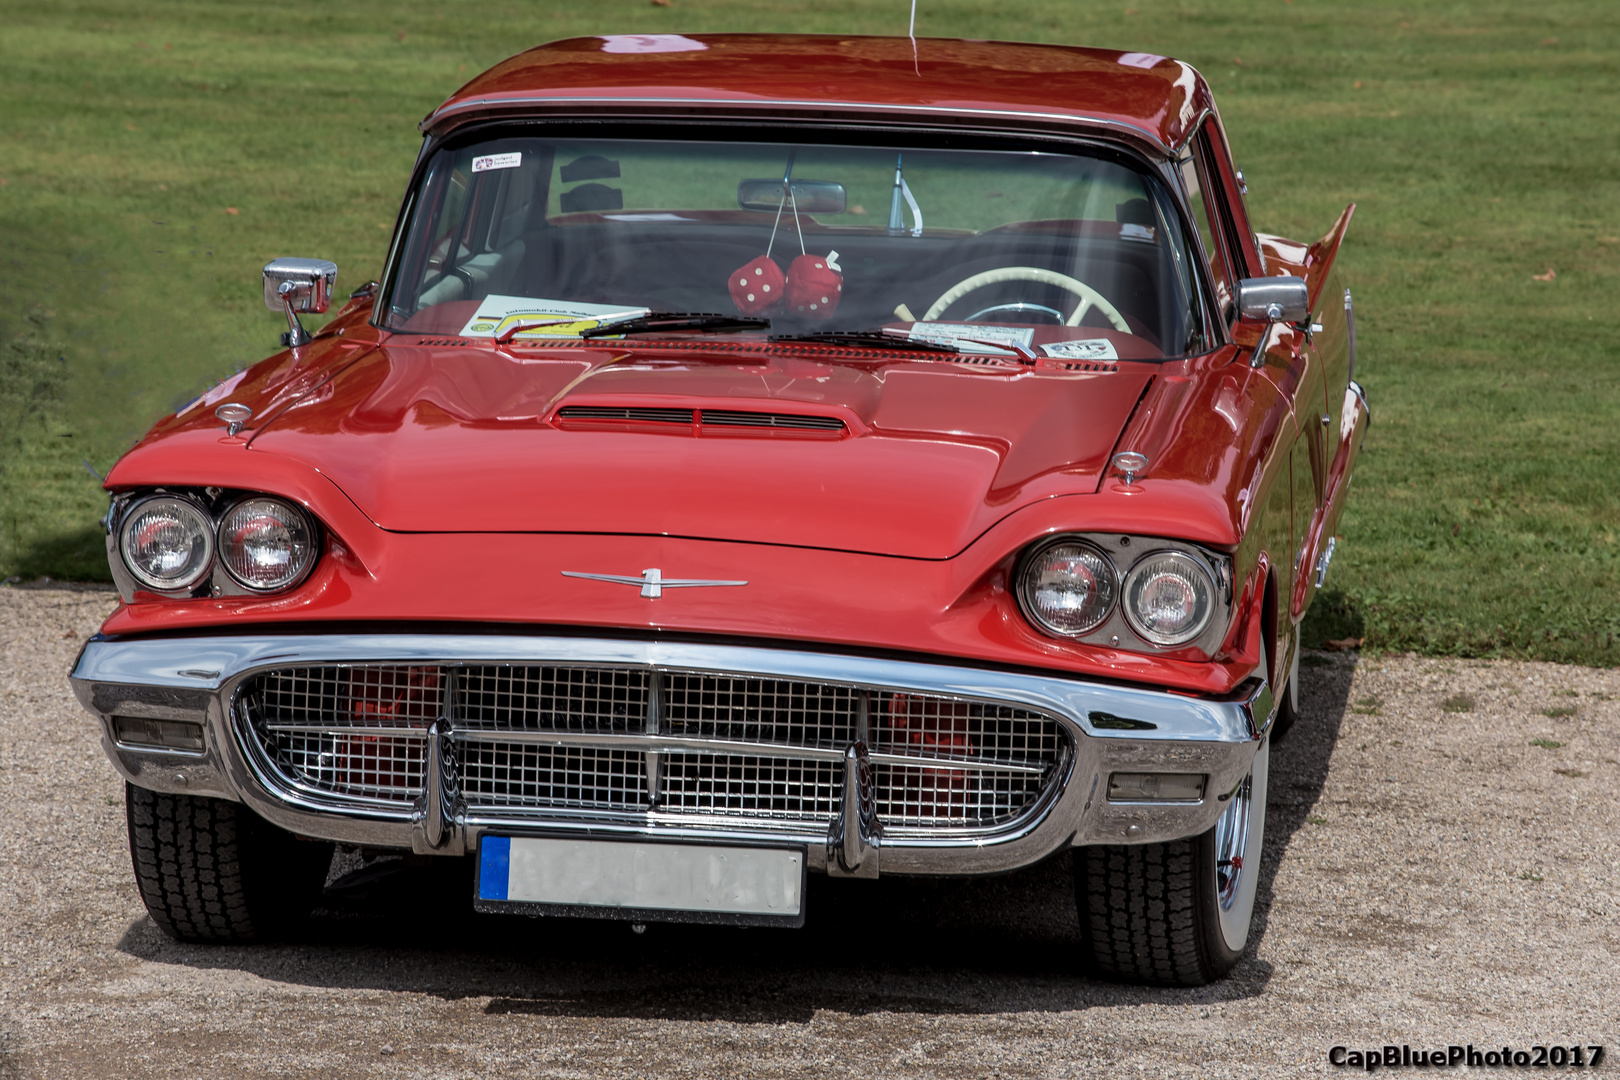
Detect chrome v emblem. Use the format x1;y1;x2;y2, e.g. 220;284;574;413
560;568;747;599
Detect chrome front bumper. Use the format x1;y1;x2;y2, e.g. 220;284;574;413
70;633;1273;877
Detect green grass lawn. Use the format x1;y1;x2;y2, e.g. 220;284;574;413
1;0;1615;664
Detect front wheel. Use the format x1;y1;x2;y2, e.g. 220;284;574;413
126;784;334;943
1074;737;1270;986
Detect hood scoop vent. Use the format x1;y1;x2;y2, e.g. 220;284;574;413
701;409;844;432
559;405;694;425
555;405;847;437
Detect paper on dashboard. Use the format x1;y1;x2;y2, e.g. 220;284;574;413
460;296;650;340
907;322;1034;356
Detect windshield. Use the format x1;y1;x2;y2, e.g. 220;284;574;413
380;132;1210;360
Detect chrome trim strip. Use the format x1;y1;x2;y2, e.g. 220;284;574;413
72;633;1258;742
445;728;1047;775
261;723;430;737
420;95;1169;155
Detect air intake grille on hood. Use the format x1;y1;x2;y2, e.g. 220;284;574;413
555;406;846;434
557;406;695;424
700;410;845;432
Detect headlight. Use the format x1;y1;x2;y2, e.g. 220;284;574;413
1018;539;1117;637
218;497;317;591
1122;551;1216;647
119;496;214;592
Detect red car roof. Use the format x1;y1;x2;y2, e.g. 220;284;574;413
424;34;1214;156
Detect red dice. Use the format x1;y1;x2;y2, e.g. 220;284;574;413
786;251;843;319
728;255;785;315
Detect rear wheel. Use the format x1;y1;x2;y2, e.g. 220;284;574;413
125;783;334;943
1074;737;1270;985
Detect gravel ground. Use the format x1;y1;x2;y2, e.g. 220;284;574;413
1;583;1616;1078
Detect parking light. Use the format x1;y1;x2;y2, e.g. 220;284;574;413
1107;772;1206;802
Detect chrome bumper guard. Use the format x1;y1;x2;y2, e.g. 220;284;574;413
71;633;1273;877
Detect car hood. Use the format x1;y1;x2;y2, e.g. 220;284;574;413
248;341;1152;559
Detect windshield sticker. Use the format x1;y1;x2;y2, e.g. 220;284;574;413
471;152;522;174
1041;339;1120;361
1119;223;1157;243
460;295;649;339
909;322;1035;355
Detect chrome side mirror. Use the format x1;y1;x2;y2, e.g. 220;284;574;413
1236;276;1308;368
1237;276;1308;323
263;257;338;347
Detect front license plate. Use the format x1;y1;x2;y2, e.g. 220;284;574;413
477;836;805;925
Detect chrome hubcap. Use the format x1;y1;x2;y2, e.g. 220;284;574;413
1212;736;1268;952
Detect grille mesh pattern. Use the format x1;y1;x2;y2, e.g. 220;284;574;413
870;693;1064;767
241;666;437;801
874;764;1043;827
460;743;646;809
869;694;1058;828
661;754;843;820
458;665;647;733
662;676;855;748
238;665;1067;830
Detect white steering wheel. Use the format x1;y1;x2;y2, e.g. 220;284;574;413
923;267;1133;333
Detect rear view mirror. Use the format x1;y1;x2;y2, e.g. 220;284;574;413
738;179;847;215
263;258;338;315
263;257;338;347
1236;276;1309;324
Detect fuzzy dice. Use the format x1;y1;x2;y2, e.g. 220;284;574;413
728;255;786;316
785;251;843;319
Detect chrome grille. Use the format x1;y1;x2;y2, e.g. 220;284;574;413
871;692;1064;767
873;764;1044;826
661;754;843;820
662;675;854;748
240;666;436;802
459;743;647;810
457;665;647;733
237;664;1069;832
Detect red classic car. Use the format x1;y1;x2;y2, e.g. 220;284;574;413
70;34;1365;986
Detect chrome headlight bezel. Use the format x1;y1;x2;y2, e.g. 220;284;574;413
216;497;319;593
1121;549;1218;647
106;487;324;602
1015;537;1119;638
1014;532;1233;655
117;494;216;594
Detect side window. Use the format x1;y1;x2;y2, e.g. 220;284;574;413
1178;130;1238;329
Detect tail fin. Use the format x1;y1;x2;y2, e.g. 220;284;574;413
1305;203;1356;309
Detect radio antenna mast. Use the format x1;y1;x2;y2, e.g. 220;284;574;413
909;0;919;74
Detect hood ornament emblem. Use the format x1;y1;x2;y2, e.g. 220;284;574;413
561;568;747;599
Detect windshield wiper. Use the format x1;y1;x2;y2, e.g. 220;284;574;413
577;311;770;338
767;329;961;353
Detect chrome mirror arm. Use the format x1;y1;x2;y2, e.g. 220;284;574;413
279;282;312;348
1249;302;1282;369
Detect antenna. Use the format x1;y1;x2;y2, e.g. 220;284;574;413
908;0;919;74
